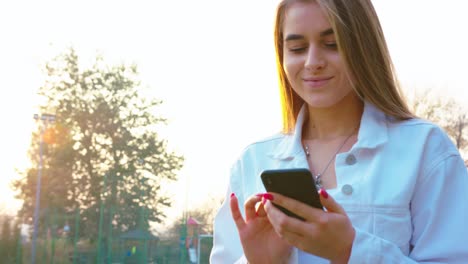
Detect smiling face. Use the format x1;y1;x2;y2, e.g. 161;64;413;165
282;1;355;109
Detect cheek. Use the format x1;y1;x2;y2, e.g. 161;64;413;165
329;56;353;85
329;54;347;74
283;58;300;81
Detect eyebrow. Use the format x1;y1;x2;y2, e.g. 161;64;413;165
320;28;334;37
284;28;334;41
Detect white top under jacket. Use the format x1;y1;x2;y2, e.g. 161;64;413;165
210;101;468;264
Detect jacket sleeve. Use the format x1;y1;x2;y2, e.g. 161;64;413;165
210;161;249;264
348;153;468;263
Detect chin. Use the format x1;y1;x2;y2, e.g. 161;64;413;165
304;91;357;109
304;97;340;109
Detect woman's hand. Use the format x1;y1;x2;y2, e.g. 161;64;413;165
230;193;293;264
263;189;355;263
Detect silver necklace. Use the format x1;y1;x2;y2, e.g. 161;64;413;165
303;128;357;189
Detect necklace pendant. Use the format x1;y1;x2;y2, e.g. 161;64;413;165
314;174;323;189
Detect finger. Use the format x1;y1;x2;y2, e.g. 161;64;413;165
229;193;246;230
265;192;323;221
318;189;345;214
277;227;309;252
263;199;306;237
255;199;267;217
244;194;263;220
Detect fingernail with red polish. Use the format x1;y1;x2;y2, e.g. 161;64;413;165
231;192;235;198
319;189;328;199
256;193;264;197
261;197;267;205
263;193;274;201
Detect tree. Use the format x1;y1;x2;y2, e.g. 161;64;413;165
0;216;21;263
13;48;184;247
410;89;468;155
0;216;12;260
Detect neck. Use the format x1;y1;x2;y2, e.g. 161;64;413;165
304;93;364;140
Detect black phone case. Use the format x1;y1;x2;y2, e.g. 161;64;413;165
261;168;323;221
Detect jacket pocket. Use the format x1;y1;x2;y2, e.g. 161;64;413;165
345;205;412;255
373;207;411;254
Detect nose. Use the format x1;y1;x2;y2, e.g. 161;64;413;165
304;46;326;72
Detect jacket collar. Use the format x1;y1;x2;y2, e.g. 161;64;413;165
267;101;389;160
354;101;389;149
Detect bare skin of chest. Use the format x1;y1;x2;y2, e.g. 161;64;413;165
303;135;357;189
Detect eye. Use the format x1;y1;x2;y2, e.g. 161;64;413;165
324;42;337;49
289;47;307;53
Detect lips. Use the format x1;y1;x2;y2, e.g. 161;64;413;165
302;76;333;88
303;76;334;82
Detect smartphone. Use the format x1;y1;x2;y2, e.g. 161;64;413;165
260;168;323;221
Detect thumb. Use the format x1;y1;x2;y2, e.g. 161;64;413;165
318;188;345;214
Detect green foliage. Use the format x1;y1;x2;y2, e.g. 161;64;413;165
13;47;184;246
0;216;21;264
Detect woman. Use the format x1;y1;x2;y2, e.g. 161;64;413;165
210;0;468;263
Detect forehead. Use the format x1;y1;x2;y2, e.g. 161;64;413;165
282;1;331;35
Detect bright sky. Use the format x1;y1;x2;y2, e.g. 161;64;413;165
1;0;467;228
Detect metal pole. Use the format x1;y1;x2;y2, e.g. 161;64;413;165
96;173;108;263
197;236;200;264
197;235;212;264
50;209;56;264
31;125;45;264
73;208;79;264
107;205;113;264
143;208;148;264
179;218;187;264
31;113;56;264
16;224;23;264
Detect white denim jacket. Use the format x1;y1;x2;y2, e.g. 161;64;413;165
210;101;468;263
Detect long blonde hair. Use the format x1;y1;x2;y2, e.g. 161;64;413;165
275;0;415;133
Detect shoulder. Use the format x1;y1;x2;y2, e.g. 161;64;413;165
229;131;288;170
388;117;461;172
230;132;286;164
242;132;286;152
228;132;290;198
390;117;455;149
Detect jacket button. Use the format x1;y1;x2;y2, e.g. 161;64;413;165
345;154;357;165
342;184;353;195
